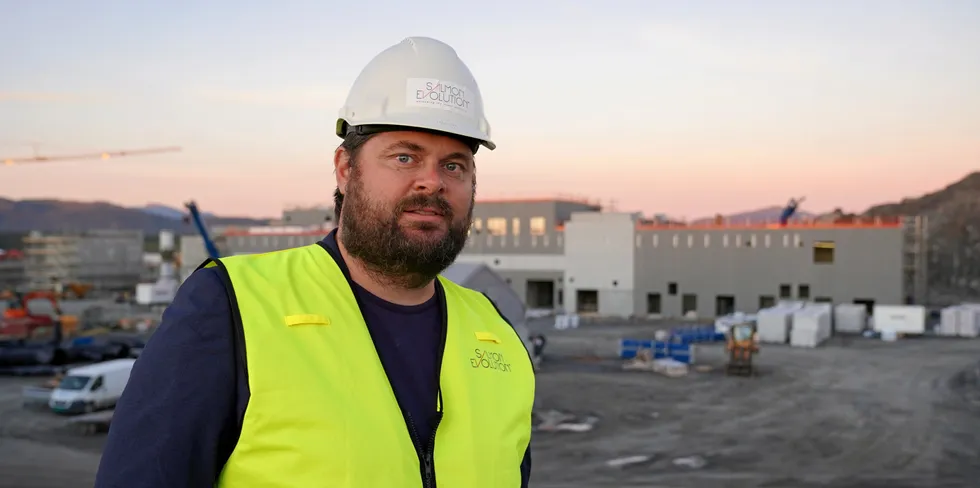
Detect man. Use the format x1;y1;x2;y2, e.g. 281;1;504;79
94;37;534;488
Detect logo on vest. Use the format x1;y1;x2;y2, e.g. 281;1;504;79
470;348;512;372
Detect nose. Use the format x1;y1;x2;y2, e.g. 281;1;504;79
413;162;445;195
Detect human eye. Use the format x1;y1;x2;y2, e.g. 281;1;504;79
395;154;415;165
445;161;462;173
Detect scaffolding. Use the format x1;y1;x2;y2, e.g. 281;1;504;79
21;230;145;292
902;215;930;305
23;233;81;289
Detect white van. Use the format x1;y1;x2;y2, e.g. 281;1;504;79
49;358;136;415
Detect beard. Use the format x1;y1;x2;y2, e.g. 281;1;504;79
339;170;473;289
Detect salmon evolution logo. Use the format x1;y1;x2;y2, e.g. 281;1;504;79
470;348;512;372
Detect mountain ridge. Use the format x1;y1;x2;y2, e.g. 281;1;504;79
0;198;269;234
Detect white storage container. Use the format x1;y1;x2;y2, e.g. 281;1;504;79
939;306;961;336
873;305;926;335
790;305;832;348
834;304;868;334
956;305;980;338
757;306;799;344
135;283;154;306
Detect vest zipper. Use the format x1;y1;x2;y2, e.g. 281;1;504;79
403;409;439;488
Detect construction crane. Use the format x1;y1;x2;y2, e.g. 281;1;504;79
183;201;221;260
2;146;181;166
779;196;806;226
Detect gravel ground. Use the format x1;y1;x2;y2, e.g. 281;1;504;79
1;321;980;488
528;322;980;488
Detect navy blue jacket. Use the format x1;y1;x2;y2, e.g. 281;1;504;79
94;231;531;487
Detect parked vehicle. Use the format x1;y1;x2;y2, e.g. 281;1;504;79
48;359;135;415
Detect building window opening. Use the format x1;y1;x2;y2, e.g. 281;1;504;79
576;289;599;313
529;217;546;236
682;294;698;315
759;295;775;309
526;280;554;309
779;284;792;298
647;293;662;315
715;295;736;316
668;282;678;295
798;284;811;300
486;218;507;236
813;240;835;264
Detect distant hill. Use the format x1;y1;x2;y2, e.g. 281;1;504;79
0;198;269;236
861;171;980;304
691;205;816;225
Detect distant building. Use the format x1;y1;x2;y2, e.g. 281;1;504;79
455;198;928;317
21;230;145;291
178;197;929;318
0;251;25;291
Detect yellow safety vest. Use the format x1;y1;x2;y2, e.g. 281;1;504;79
207;243;535;488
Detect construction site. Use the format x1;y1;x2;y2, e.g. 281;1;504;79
2;152;980;487
3;314;980;488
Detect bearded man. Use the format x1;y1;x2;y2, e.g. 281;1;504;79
95;37;534;488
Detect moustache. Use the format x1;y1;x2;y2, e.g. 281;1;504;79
397;195;455;219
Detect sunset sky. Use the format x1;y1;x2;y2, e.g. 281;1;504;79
2;0;978;219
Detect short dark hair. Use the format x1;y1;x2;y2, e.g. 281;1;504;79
333;131;375;222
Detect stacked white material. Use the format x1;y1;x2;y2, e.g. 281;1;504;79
714;312;756;334
834;304;868;334
873;305;926;335
939;306;961;336
554;314;580;330
790;305;833;348
956;304;980;338
756;302;804;344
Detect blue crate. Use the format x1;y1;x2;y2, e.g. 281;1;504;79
667;342;696;364
620;339;696;363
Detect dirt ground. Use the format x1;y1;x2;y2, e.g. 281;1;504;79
528;322;980;488
2;321;980;488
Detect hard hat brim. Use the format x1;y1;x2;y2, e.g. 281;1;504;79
336;119;495;152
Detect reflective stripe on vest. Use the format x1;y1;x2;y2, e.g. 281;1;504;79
210;244;534;488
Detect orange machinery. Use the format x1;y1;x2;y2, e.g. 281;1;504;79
1;290;79;340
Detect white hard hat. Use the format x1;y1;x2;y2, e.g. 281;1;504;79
336;37;495;151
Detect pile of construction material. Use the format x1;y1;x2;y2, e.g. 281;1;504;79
553;314;580;330
938;304;980;338
790;303;833;348
872;305;926;338
714;312;756;335
757;301;804;343
622;349;689;377
834;303;869;334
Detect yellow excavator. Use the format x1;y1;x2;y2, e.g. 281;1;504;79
725;322;759;377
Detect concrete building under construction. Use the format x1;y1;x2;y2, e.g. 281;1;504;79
21;230;145;291
176;198;928;318
454;199;929;318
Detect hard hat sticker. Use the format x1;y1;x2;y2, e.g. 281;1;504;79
406;78;474;117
